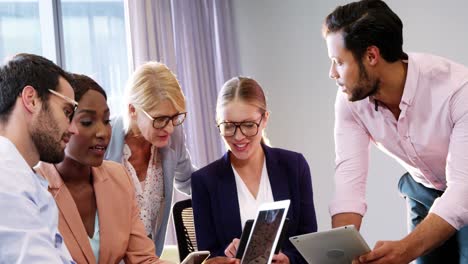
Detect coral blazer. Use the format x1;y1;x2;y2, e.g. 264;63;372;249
36;161;159;264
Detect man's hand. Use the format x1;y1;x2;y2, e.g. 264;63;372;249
332;212;363;229
224;238;240;258
352;213;456;264
352;240;413;264
272;252;290;264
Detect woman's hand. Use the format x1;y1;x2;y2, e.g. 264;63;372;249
272;252;290;264
224;238;240;258
205;257;240;264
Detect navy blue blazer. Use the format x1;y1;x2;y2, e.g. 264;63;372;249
191;144;317;264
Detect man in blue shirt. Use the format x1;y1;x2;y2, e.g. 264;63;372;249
0;53;78;263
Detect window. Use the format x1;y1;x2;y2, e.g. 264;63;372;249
0;0;129;113
0;0;42;59
60;0;129;112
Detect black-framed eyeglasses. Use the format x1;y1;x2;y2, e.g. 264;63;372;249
139;108;187;129
48;89;79;122
217;115;264;137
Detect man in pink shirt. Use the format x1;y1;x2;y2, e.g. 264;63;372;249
323;0;468;263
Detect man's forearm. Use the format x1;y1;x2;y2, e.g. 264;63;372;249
332;212;363;230
401;213;456;259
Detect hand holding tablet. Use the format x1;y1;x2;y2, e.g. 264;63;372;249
290;225;370;264
180;251;210;264
239;200;291;264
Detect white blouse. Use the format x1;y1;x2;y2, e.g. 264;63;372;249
88;213;100;262
122;144;165;237
232;159;274;229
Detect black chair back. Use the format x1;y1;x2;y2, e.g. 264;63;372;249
172;199;197;261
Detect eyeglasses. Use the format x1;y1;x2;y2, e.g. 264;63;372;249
48;89;79;122
139;108;187;129
217;115;264;137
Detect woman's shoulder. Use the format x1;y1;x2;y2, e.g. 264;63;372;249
97;161;132;184
111;114;124;125
34;161;51;175
34;162;63;188
105;116;126;161
167;125;186;147
109;116;126;139
100;159;126;171
265;145;306;162
192;155;226;179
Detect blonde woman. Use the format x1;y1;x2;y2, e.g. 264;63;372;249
105;62;195;255
191;77;317;264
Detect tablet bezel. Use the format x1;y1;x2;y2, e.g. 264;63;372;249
235;219;254;259
180;250;210;264
240;199;291;264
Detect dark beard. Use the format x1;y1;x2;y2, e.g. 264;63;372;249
349;60;380;102
31;104;65;164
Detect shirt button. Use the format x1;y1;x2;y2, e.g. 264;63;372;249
55;233;63;248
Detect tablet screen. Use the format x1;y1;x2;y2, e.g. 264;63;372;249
241;208;285;264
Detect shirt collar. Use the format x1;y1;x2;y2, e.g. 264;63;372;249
400;54;418;107
367;54;416;109
0;136;34;173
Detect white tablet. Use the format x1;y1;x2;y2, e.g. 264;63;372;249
289;225;370;264
240;199;291;264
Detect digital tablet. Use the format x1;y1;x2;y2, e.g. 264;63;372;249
240;200;290;264
180;251;210;264
274;217;289;254
289;225;370;264
235;219;254;259
236;218;289;259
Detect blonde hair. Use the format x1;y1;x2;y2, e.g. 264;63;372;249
216;76;271;145
123;62;186;132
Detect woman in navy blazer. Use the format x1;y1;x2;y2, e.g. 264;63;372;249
191;77;317;264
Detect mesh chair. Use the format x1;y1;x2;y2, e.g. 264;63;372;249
172;199;197;261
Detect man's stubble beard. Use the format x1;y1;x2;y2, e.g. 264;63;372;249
31;103;66;164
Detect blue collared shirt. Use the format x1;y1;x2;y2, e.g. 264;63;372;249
0;136;75;263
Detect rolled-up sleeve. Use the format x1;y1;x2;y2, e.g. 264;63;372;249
430;84;468;229
329;91;371;217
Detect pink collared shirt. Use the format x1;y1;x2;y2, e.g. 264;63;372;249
330;53;468;230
